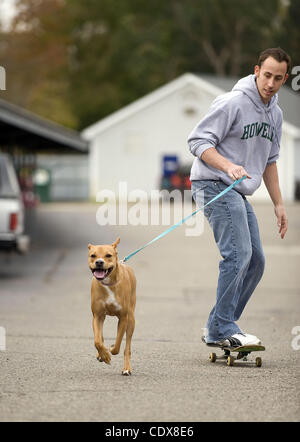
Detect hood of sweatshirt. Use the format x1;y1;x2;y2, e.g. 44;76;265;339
188;74;283;195
232;74;278;114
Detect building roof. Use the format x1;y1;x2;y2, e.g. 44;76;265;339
82;73;300;139
82;73;222;139
0;98;88;152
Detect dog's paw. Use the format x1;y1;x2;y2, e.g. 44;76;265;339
122;369;132;376
110;345;119;355
98;349;111;364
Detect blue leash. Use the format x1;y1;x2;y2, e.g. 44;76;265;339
121;176;246;263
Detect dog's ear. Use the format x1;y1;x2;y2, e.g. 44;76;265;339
88;243;93;250
112;237;120;249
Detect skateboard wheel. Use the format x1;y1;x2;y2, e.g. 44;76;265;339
209;353;217;363
227;356;234;366
255;357;262;367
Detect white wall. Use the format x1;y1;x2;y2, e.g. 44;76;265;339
37;154;89;201
89;83;214;199
294;140;300;181
88;77;298;202
248;128;295;202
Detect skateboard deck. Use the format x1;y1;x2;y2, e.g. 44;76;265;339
208;344;265;367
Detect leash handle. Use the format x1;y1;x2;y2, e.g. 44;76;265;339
122;176;246;263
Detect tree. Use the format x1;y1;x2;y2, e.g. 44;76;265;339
0;0;298;130
277;0;300;77
171;0;286;77
0;0;77;128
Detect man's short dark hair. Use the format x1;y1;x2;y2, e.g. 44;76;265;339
257;47;292;75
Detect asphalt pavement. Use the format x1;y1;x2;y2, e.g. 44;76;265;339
0;199;299;422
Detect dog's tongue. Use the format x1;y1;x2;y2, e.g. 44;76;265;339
94;269;106;279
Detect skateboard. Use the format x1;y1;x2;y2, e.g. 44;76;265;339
208;344;265;367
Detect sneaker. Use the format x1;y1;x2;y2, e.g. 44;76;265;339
243;333;262;345
201;328;208;341
201;331;261;348
201;335;231;348
227;333;261;347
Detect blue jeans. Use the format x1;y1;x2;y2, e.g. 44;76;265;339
191;180;265;342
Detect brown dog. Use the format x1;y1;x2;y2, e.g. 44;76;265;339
88;238;136;375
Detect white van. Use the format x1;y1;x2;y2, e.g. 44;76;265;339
0;154;29;253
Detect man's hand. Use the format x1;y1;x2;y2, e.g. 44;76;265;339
201;148;251;181
263;163;287;239
226;163;251;181
274;205;288;239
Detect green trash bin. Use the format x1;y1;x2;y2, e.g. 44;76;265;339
34;168;51;202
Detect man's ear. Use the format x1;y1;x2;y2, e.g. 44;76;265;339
254;65;260;77
283;73;289;85
112;237;120;249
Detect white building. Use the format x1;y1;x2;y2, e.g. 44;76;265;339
82;73;300;201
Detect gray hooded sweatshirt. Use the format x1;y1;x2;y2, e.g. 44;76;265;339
188;74;283;195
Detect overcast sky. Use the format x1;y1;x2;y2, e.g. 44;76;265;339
0;0;17;30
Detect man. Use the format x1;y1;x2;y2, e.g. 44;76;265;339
188;47;290;347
